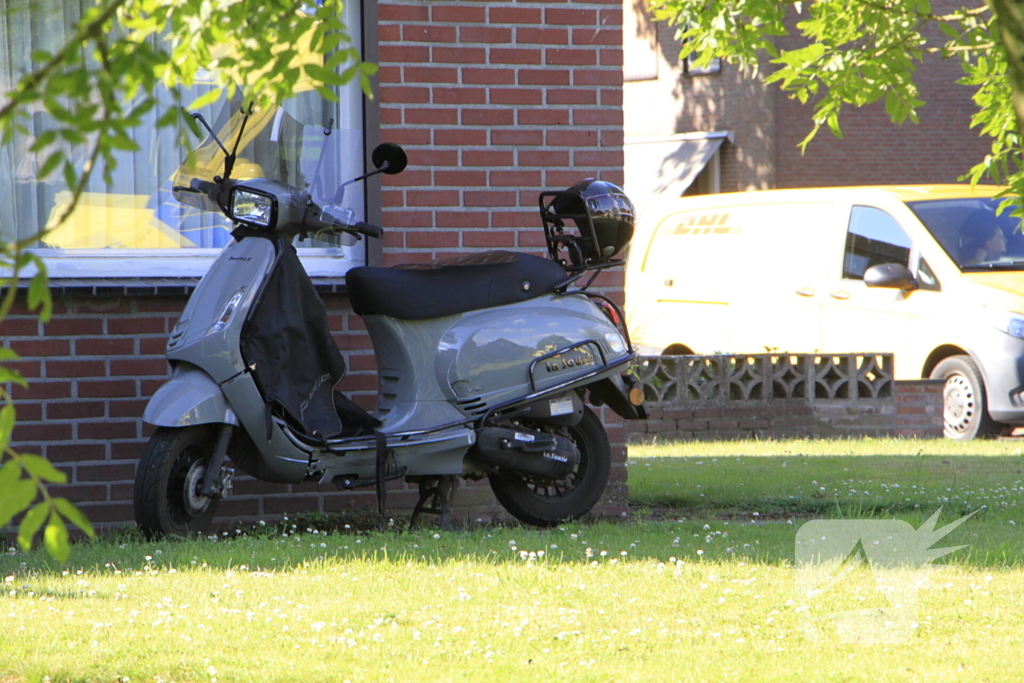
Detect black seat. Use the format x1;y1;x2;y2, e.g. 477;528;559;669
346;251;567;320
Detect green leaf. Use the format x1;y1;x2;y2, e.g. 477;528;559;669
19;454;67;484
157;107;181;129
53;497;94;538
0;460;20;490
106;134;140;153
36;150;63;181
28;130;57;152
17;501;48;552
27;269;52;322
0;471;34;528
0;404;15;453
303;63;345;87
62;161;77;194
0;367;27;389
187;87;224;111
44;512;70;562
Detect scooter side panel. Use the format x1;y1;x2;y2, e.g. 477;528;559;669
362;314;472;432
219;372;311;484
436;294;630;410
143;363;234;427
167;237;278;383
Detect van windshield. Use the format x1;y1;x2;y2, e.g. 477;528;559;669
906;197;1024;271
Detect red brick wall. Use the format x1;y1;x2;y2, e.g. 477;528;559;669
772;51;989;189
377;0;625;265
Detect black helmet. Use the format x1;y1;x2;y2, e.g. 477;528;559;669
542;179;635;267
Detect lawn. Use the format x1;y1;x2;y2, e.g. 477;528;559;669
2;438;1023;682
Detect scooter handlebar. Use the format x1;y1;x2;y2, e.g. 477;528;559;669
353;221;383;239
311;203;383;239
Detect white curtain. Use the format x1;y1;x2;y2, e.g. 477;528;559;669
0;0;364;254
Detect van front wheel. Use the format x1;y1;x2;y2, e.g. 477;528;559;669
930;355;1000;440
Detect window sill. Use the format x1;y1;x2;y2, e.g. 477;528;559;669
41;277;349;297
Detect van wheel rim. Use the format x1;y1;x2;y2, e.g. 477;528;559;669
943;374;976;435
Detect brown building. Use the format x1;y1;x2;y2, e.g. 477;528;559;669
622;0;994;208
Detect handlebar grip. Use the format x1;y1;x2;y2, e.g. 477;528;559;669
354;221;383;238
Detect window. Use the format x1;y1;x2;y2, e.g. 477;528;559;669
907;197;1024;271
0;0;366;280
842;206;912;280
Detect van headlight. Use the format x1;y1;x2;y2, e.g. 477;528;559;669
231;188;275;228
993;311;1024;339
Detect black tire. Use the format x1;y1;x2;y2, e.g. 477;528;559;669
488;406;611;527
929;355;1001;440
134;425;221;539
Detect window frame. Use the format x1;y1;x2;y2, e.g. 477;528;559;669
5;0;378;285
841;204;917;282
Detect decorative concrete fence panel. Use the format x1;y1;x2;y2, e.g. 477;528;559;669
628;354;942;442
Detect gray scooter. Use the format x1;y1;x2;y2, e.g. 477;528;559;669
133;111;647;538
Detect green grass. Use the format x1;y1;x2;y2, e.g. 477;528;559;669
2;438;1024;682
628;437;1024;565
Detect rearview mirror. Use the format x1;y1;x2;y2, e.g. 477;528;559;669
371;143;408;175
864;263;917;290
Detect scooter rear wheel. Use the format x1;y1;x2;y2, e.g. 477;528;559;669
488;406;611;527
134;425;221;539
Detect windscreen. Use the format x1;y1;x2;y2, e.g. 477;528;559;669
906;197;1024;271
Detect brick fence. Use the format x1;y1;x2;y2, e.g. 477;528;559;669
627;353;944;443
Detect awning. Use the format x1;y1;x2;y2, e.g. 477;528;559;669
624;131;730;213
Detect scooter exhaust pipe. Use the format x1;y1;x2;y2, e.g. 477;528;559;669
470;426;579;480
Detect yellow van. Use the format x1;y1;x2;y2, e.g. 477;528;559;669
625;185;1024;439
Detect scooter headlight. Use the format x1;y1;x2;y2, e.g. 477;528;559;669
231;188;276;228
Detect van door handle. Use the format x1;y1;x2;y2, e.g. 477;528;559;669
830;290;850;300
795;288;815;297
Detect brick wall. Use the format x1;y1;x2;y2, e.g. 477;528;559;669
771;12;991;189
3;1;630;532
377;0;625;263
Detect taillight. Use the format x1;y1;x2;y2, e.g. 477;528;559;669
595;299;620;325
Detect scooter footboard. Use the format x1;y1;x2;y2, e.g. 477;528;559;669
312;426;474;485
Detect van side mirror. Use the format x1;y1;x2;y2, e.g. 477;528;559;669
864;263;917;290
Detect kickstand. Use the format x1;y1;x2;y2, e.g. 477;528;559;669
374;431;406;531
410;475;458;530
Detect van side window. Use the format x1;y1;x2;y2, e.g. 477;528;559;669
843;206;912;279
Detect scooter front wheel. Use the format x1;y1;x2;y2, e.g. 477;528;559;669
134;425;221;539
488;406;611;527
